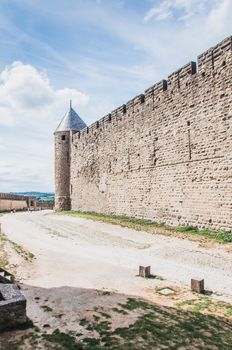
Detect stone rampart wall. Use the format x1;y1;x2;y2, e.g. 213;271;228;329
0;199;28;212
70;37;232;231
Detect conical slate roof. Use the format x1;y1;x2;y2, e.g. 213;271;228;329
55;101;87;132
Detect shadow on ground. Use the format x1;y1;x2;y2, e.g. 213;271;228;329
0;284;232;350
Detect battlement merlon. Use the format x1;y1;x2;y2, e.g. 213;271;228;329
198;36;232;71
167;61;197;90
144;80;168;102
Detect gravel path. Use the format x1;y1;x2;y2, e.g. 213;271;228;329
1;210;232;299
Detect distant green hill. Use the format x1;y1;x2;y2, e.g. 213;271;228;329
11;192;54;202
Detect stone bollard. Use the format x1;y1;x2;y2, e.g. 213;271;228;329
139;266;151;278
191;278;205;294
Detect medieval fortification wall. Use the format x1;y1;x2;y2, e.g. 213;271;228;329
0;193;36;212
59;37;232;231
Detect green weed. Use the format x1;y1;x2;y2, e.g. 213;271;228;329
59;211;232;243
43;329;84;350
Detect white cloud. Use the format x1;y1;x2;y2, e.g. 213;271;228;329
0;62;53;110
0;61;89;130
144;1;173;22
0;61;90;192
206;0;231;35
144;0;209;23
0;106;15;126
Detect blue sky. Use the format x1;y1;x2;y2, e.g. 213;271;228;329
0;0;231;192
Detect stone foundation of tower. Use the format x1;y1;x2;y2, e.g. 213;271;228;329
55;196;71;211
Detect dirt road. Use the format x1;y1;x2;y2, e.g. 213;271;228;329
1;210;232;299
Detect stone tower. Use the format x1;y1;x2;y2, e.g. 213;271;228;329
54;101;87;210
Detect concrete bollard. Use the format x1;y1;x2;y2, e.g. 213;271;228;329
191;278;205;294
139;266;151;278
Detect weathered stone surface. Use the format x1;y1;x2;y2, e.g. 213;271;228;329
55;36;232;231
139;266;151;278
0;284;27;331
54;130;72;210
191;279;205;294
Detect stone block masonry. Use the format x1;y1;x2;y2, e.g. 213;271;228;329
191;279;205;294
62;37;232;232
139;266;151;278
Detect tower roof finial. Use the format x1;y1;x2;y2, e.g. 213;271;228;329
70;99;72;109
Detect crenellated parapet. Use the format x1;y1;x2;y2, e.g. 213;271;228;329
167;61;197;91
144;80;168;107
73;36;232;143
198;36;232;72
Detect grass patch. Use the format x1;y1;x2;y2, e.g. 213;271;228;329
76;298;232;349
58;211;232;243
44;329;103;350
82;338;102;348
118;297;151;311
0;246;9;269
0;232;10;269
0;231;35;263
177;296;232;317
43;329;84;350
79;318;89;327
